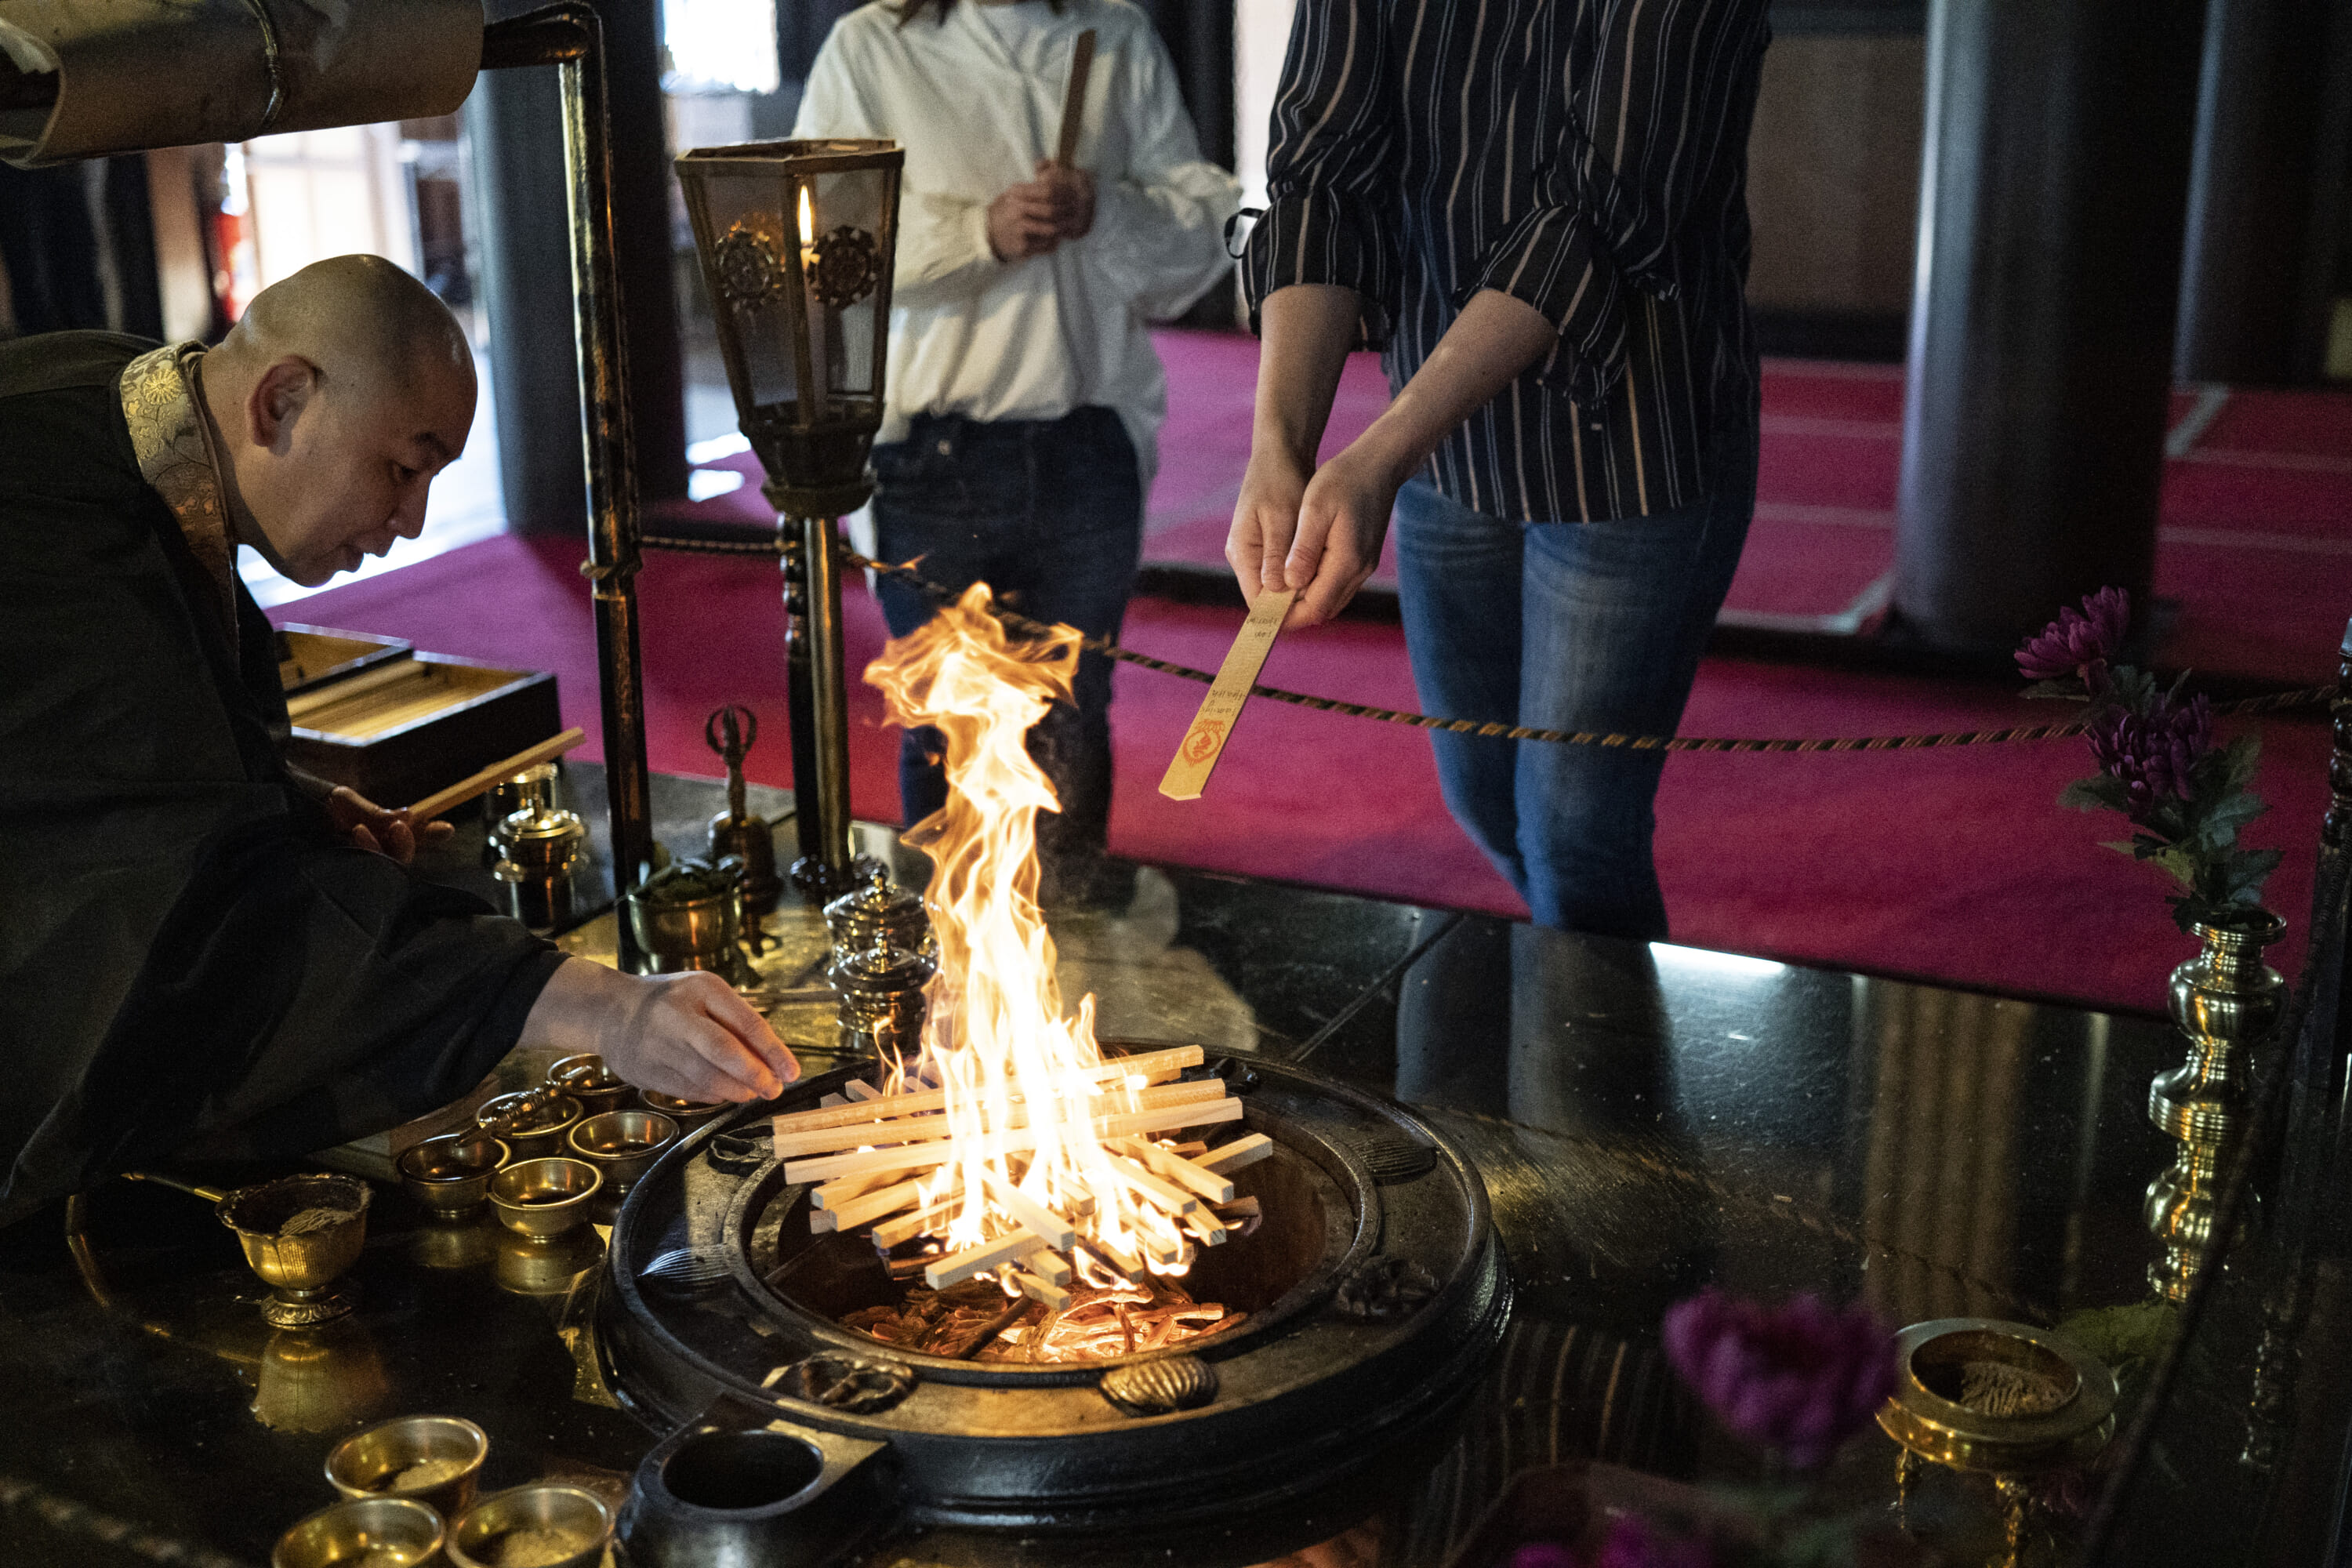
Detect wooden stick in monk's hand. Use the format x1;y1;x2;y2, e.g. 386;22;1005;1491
403;727;588;823
1054;28;1097;169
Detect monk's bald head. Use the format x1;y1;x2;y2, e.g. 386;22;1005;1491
201;255;477;587
225;254;473;402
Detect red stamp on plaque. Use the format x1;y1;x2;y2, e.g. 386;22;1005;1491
1180;720;1228;766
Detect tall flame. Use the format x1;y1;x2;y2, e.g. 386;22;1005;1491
866;584;1187;1278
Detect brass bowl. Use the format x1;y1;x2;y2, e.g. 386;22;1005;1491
639;1092;728;1131
397;1135;510;1218
325;1413;490;1520
546;1052;636;1116
478;1091;582;1162
448;1483;612;1568
217;1174;372;1327
272;1496;444;1568
489;1156;604;1243
566;1110;677;1195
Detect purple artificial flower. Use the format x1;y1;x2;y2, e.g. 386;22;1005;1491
1592;1516;1712;1568
2088;691;2213;822
1506;1519;1711;1568
1509;1544;1581;1568
1661;1290;1898;1469
2017;586;2131;691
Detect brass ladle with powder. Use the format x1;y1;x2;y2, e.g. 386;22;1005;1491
122;1169;372;1327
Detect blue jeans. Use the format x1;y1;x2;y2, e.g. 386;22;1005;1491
870;406;1142;868
1393;413;1757;940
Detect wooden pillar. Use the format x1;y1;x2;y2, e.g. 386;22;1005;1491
2173;0;2337;385
466;0;684;535
1892;0;2205;655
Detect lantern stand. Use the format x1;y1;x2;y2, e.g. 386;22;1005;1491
674;140;905;903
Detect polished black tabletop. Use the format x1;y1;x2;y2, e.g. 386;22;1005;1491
0;763;2274;1567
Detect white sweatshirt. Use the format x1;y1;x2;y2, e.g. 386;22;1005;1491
792;0;1241;485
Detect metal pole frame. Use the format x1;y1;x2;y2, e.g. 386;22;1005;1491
481;5;654;967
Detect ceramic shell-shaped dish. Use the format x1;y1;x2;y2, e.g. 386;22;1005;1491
1098;1354;1218;1417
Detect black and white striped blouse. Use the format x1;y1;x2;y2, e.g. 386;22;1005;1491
1242;0;1772;524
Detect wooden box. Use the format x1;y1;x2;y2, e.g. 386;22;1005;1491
282;648;562;810
275;623;413;695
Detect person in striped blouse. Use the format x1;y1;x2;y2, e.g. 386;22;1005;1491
1229;0;1772;940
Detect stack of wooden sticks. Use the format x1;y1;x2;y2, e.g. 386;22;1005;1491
770;1045;1272;1311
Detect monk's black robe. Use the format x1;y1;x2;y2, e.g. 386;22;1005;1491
0;332;565;1225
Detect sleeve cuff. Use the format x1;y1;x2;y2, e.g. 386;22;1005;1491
1240;191;1396;350
963;197;1000;270
1464;205;1632;406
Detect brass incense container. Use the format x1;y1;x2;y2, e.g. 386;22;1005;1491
833;938;936;1070
484;761;560;868
449;1484;614;1568
325;1413;491;1520
273;1496;445;1568
397;1134;510;1218
490;1156;604;1243
568;1110;679;1196
823;864;932;967
478;1089;583;1162
1878;1318;2117;1568
547;1052;637;1116
493;805;587;931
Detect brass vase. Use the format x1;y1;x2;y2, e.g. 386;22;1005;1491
2144;909;2288;1301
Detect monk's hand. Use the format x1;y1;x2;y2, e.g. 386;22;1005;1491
1227;448;1310;611
528;960;800;1103
1035;158;1094;240
1280;439;1400;627
986;177;1062;261
325;784;453;865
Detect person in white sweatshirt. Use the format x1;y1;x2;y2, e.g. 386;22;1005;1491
795;0;1239;906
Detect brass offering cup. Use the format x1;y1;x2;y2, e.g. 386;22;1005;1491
566;1110;677;1196
492;1224;606;1297
217;1173;372;1328
546;1052;636;1116
638;1092;728;1131
448;1483;613;1568
272;1496;445;1568
397;1135;510;1218
489;1157;604;1243
478;1091;582;1163
327;1414;490;1521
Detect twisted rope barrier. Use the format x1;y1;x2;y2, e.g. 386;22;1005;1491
639;532;2335;753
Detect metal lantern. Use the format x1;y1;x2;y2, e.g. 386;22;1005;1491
677;139;904;898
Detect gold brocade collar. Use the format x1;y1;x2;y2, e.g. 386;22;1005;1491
119;340;238;632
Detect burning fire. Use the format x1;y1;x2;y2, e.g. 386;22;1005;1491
866;584;1189;1279
769;584;1266;1359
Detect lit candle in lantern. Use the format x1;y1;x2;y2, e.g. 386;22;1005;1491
797;185;815;271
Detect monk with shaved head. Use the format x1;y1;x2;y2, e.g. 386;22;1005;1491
201;254;479;587
0;256;797;1228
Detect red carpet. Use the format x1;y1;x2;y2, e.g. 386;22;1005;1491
273;339;2352;1014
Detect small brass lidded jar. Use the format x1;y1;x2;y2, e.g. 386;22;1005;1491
1878;1318;2116;1568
